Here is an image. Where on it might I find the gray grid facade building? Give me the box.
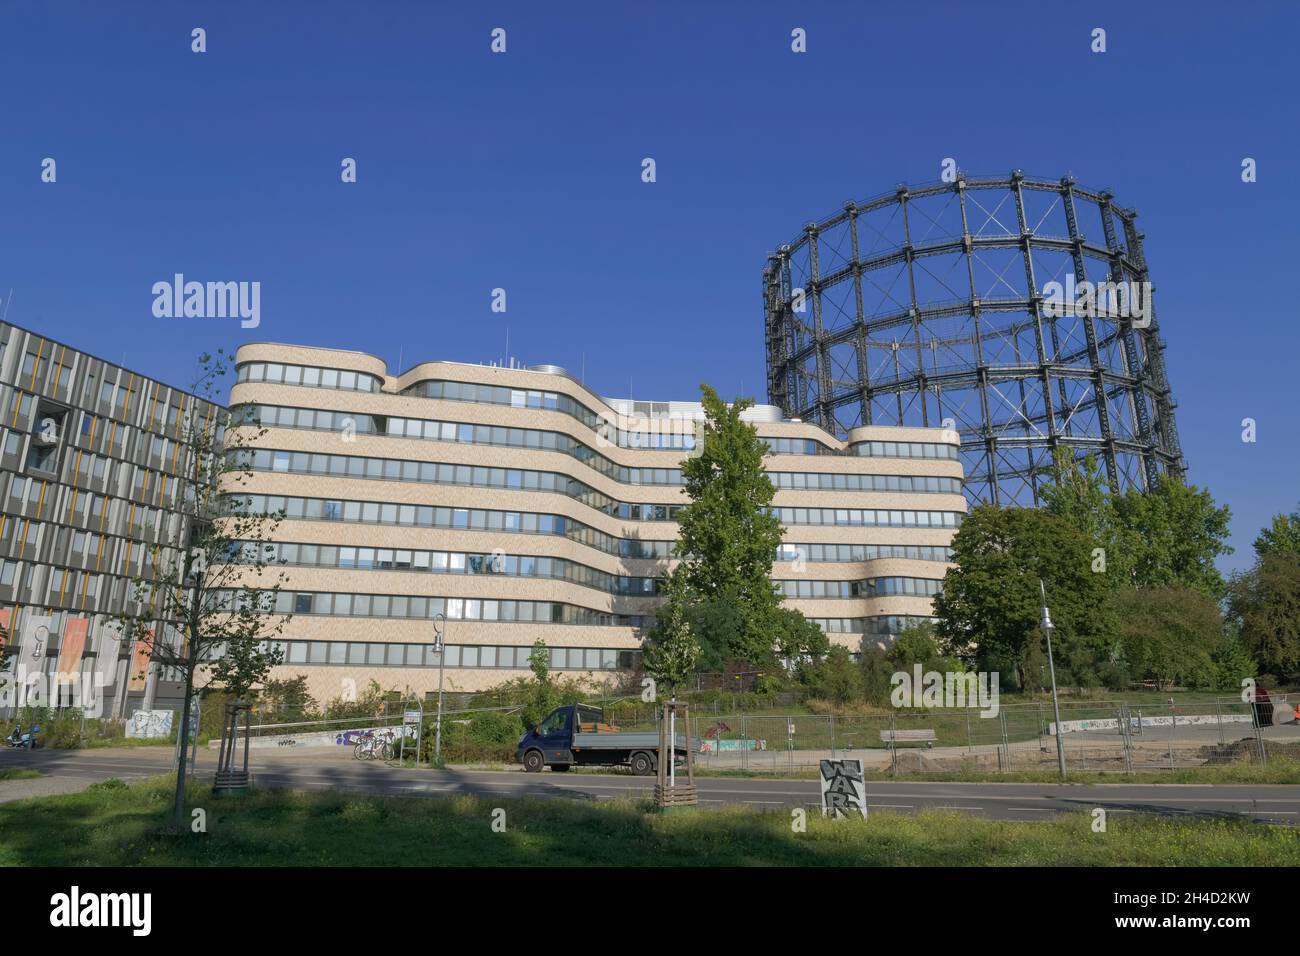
[0,321,221,718]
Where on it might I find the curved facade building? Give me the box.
[229,342,966,701]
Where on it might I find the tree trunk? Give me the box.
[173,672,195,830]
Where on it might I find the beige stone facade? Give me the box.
[229,343,966,705]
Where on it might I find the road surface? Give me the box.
[3,745,1298,824]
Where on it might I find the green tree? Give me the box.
[1113,477,1232,598]
[520,638,562,729]
[1254,505,1300,560]
[648,385,833,677]
[1113,586,1224,690]
[933,505,1117,689]
[803,645,863,706]
[772,607,830,675]
[1039,449,1136,587]
[528,638,550,683]
[858,647,895,706]
[1229,553,1300,679]
[642,580,702,697]
[258,676,318,723]
[116,351,291,829]
[1211,637,1258,693]
[888,620,964,674]
[651,385,792,668]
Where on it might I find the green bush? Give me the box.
[42,713,86,749]
[419,710,523,763]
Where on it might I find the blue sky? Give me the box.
[1,0,1296,573]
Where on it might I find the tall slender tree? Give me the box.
[116,351,291,829]
[646,385,825,671]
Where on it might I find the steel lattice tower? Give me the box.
[763,171,1185,505]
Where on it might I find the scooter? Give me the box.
[4,724,40,749]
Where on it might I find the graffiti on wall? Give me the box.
[126,709,174,739]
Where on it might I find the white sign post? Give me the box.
[819,758,868,819]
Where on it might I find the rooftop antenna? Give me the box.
[505,326,510,368]
[1,289,12,324]
[397,345,404,374]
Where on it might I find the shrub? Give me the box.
[419,709,523,763]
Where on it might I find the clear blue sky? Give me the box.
[2,0,1296,574]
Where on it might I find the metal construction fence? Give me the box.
[648,697,1299,775]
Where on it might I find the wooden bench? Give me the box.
[880,729,937,749]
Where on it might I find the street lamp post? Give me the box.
[1039,579,1067,780]
[433,612,446,764]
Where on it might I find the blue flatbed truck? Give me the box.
[516,703,696,775]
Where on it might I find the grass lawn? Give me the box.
[82,736,181,749]
[0,768,43,782]
[0,775,1295,866]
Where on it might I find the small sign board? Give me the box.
[819,758,867,819]
[403,710,422,724]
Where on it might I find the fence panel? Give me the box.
[683,696,1293,776]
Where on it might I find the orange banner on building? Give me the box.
[0,608,10,649]
[56,618,89,683]
[127,631,153,691]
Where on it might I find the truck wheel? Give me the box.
[629,751,655,776]
[523,749,545,773]
[550,764,571,772]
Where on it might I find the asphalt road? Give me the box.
[4,745,1299,824]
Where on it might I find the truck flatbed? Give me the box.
[572,731,697,751]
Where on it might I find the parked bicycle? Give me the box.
[352,728,397,761]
